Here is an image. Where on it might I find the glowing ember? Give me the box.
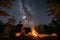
[38,34,49,38]
[51,33,57,37]
[15,32,21,37]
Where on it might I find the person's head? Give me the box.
[19,20,22,24]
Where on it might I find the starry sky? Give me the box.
[0,0,52,26]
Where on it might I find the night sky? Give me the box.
[0,0,52,26]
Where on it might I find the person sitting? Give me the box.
[9,21,25,40]
[15,21,25,37]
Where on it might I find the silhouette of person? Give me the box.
[9,21,25,40]
[15,21,25,40]
[16,21,25,34]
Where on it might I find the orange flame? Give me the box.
[31,28,38,36]
[29,22,38,36]
[29,22,57,37]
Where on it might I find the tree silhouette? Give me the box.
[47,0,60,20]
[0,0,16,16]
[0,11,10,16]
[47,0,60,38]
[0,0,16,34]
[35,24,45,34]
[0,20,3,34]
[48,19,57,33]
[0,0,16,9]
[3,16,16,35]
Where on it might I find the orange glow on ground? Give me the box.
[15,22,57,38]
[28,32,57,38]
[29,22,57,38]
[15,32,21,37]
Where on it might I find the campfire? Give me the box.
[15,22,57,38]
[28,27,57,38]
[28,27,38,37]
[28,22,38,37]
[28,22,57,38]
